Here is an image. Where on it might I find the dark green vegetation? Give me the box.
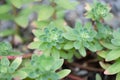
[0,0,120,80]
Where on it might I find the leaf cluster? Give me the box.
[85,2,112,21]
[2,1,120,80]
[0,57,24,80]
[0,42,21,56]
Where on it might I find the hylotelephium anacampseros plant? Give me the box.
[63,21,103,57]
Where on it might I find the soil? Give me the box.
[62,54,116,80]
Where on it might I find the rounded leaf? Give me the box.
[57,69,71,79]
[104,59,120,75]
[106,49,120,61]
[9,57,22,73]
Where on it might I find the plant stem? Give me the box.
[11,5,20,46]
[65,61,104,72]
[51,1,57,20]
[92,20,97,31]
[12,5,20,33]
[0,53,32,60]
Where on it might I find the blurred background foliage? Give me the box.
[1,0,120,52]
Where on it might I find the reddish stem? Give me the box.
[0,53,33,60]
[66,74,87,80]
[66,62,104,72]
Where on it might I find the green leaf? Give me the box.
[106,49,120,61]
[67,50,74,59]
[113,29,120,40]
[32,29,43,38]
[0,29,16,37]
[43,49,51,56]
[1,57,10,66]
[57,69,71,79]
[111,39,120,46]
[13,70,28,79]
[0,42,12,52]
[100,41,118,49]
[99,61,110,69]
[0,13,13,20]
[104,13,113,21]
[97,51,109,58]
[56,10,65,19]
[15,15,29,28]
[64,26,72,32]
[39,43,50,50]
[60,51,68,59]
[28,71,39,78]
[75,21,82,29]
[21,0,35,3]
[10,0,22,8]
[35,21,49,28]
[64,41,74,50]
[96,22,112,39]
[85,41,103,52]
[55,0,78,9]
[51,48,60,59]
[74,41,82,49]
[0,66,7,73]
[38,5,54,21]
[63,32,77,41]
[85,2,111,20]
[39,56,54,71]
[10,0,34,8]
[104,59,120,75]
[116,72,120,80]
[0,5,11,14]
[39,72,59,80]
[96,74,102,80]
[53,19,66,30]
[31,54,39,66]
[9,57,22,73]
[28,41,41,49]
[74,51,81,58]
[51,59,64,71]
[78,46,86,57]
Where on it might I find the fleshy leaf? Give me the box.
[13,70,28,79]
[74,41,82,49]
[116,72,120,80]
[1,57,10,66]
[97,51,109,58]
[10,0,22,8]
[38,5,54,21]
[99,61,110,69]
[111,39,120,46]
[9,57,22,73]
[28,41,41,49]
[57,69,71,79]
[0,42,12,53]
[51,48,60,59]
[64,41,74,50]
[0,29,16,37]
[78,46,86,57]
[104,59,120,75]
[100,41,118,49]
[51,59,64,71]
[63,32,77,41]
[106,49,120,61]
[0,5,11,14]
[15,15,29,28]
[96,74,102,80]
[55,0,78,9]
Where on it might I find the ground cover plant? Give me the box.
[0,0,120,80]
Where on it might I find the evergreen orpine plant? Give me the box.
[1,1,120,80]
